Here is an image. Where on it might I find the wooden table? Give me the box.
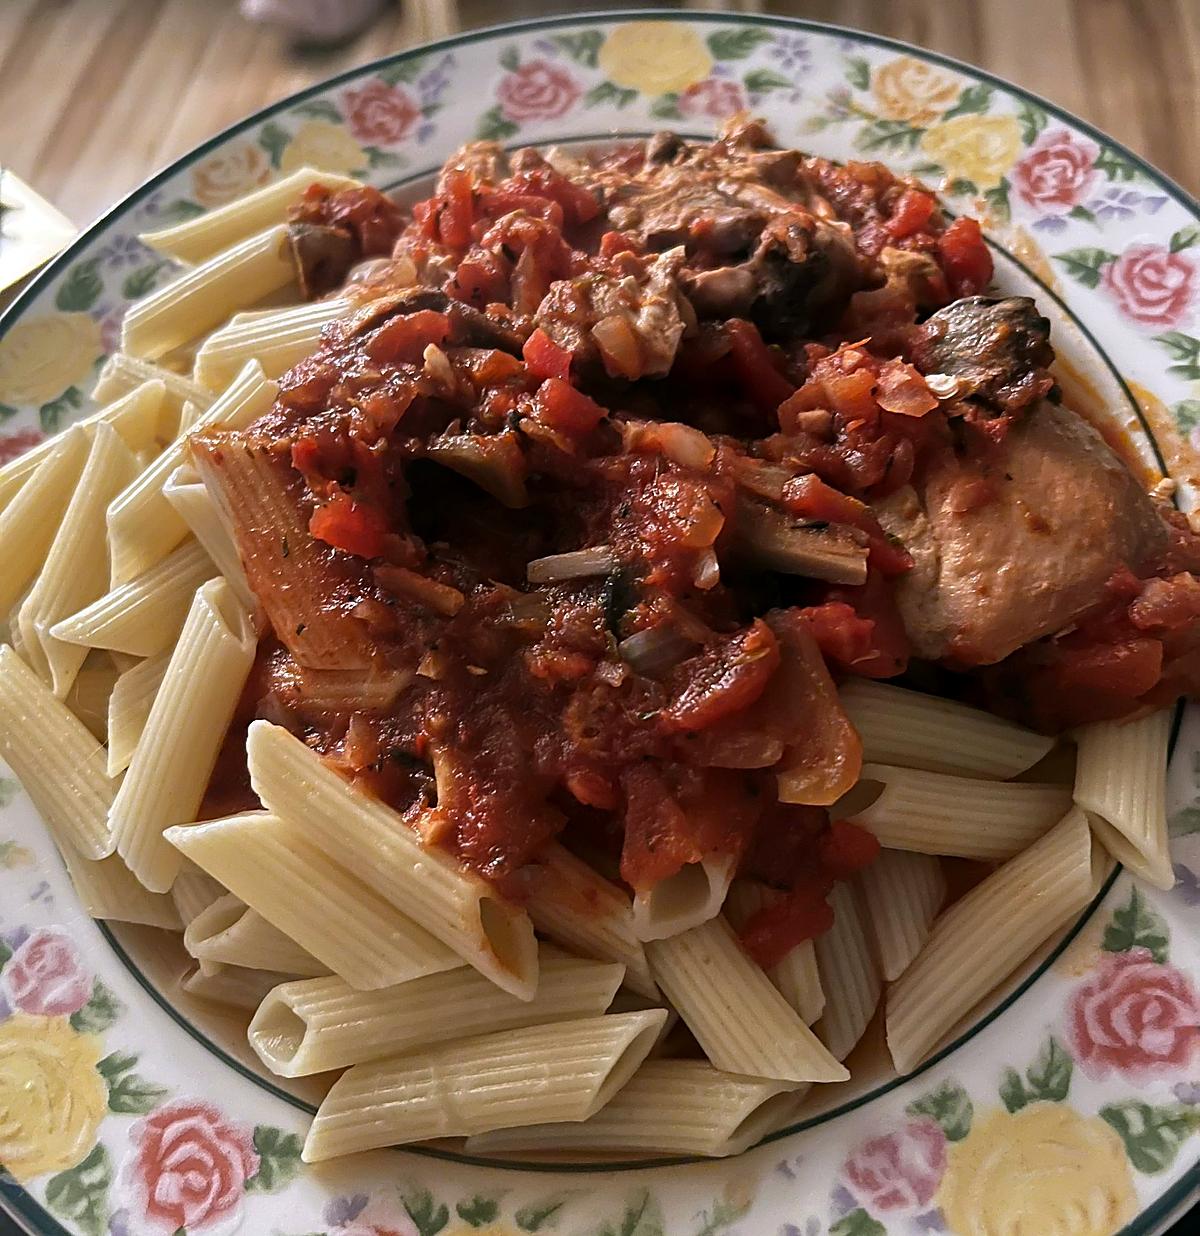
[1,0,1196,228]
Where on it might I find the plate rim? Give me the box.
[1,9,1197,1234]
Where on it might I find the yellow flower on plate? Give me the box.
[920,114,1022,190]
[872,56,961,124]
[0,1014,107,1181]
[280,120,367,177]
[191,141,272,208]
[0,311,101,407]
[939,1103,1137,1236]
[599,22,713,96]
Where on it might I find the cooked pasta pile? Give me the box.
[0,120,1189,1162]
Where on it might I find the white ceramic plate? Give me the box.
[1,13,1199,1236]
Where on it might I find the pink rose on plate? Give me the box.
[121,1099,259,1235]
[1068,947,1200,1080]
[342,79,420,145]
[1103,242,1198,329]
[1012,128,1099,211]
[2,927,92,1016]
[678,77,749,121]
[843,1116,947,1215]
[497,59,581,122]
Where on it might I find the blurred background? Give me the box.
[0,0,1196,230]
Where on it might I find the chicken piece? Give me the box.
[873,401,1168,666]
[912,295,1055,415]
[533,248,691,380]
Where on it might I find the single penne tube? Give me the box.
[246,721,539,1000]
[58,846,181,930]
[302,1010,667,1161]
[91,353,213,427]
[839,763,1072,860]
[184,893,327,976]
[520,843,656,999]
[723,880,824,1024]
[63,654,122,741]
[0,645,114,859]
[139,167,360,263]
[164,813,462,990]
[18,424,137,696]
[170,865,227,928]
[162,464,252,608]
[180,963,299,1012]
[0,428,89,616]
[838,679,1054,778]
[1074,710,1173,889]
[0,379,166,513]
[107,361,277,583]
[106,651,169,776]
[50,538,216,658]
[813,882,882,1062]
[111,578,256,891]
[631,853,735,942]
[193,298,352,391]
[855,849,946,982]
[465,1060,802,1158]
[646,915,847,1083]
[121,226,296,360]
[249,952,625,1077]
[886,805,1094,1074]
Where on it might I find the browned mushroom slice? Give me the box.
[733,498,869,585]
[426,432,529,508]
[526,546,618,585]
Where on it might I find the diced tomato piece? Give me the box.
[938,216,993,297]
[1054,638,1164,700]
[886,189,938,239]
[449,248,510,308]
[619,764,700,889]
[810,571,910,678]
[797,602,878,670]
[481,190,564,228]
[725,319,795,416]
[309,491,389,558]
[523,328,573,382]
[875,359,938,417]
[531,377,606,434]
[513,167,601,225]
[1130,573,1200,632]
[365,310,450,364]
[661,620,781,733]
[821,819,880,878]
[599,230,642,259]
[435,168,475,248]
[739,875,836,969]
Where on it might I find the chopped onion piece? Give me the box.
[618,626,698,676]
[527,545,618,584]
[693,547,721,590]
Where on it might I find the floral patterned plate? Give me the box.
[2,12,1199,1236]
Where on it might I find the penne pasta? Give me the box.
[646,915,848,1083]
[164,812,462,990]
[249,952,624,1077]
[302,1010,667,1160]
[107,361,278,584]
[886,806,1094,1074]
[184,893,327,976]
[0,428,89,616]
[106,652,169,777]
[18,424,137,696]
[0,644,114,859]
[193,299,352,391]
[839,679,1054,778]
[62,653,122,742]
[1074,710,1173,889]
[170,865,227,928]
[466,1060,803,1158]
[58,846,181,930]
[813,882,882,1062]
[631,854,735,942]
[50,538,217,658]
[856,849,946,982]
[181,963,299,1012]
[840,763,1072,860]
[91,353,213,427]
[111,578,256,891]
[519,843,656,999]
[723,880,824,1024]
[121,226,296,360]
[162,464,253,607]
[246,721,539,1000]
[0,380,166,514]
[140,167,360,264]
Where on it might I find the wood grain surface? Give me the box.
[0,0,1196,227]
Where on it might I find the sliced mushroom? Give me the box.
[733,497,869,585]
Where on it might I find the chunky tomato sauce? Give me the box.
[195,118,1200,962]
